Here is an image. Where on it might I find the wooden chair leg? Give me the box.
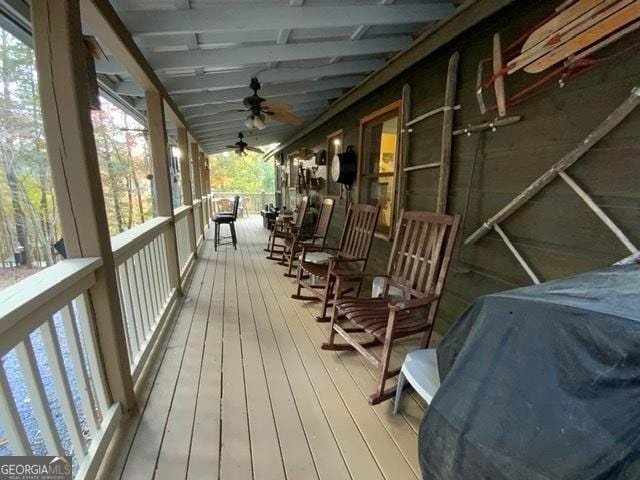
[419,301,439,349]
[316,277,334,322]
[230,222,237,250]
[370,311,398,405]
[293,262,304,298]
[323,301,340,348]
[285,247,296,277]
[214,222,219,251]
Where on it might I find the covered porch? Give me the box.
[110,216,429,480]
[0,0,639,478]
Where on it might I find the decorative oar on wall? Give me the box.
[464,86,640,284]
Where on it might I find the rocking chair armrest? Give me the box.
[389,295,438,312]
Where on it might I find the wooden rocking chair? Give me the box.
[266,196,309,260]
[322,210,461,405]
[279,198,336,277]
[292,203,380,322]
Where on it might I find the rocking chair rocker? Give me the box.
[322,210,461,405]
[292,203,380,322]
[266,196,309,260]
[279,197,335,277]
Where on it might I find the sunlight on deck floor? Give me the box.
[111,215,428,480]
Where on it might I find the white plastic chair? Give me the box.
[393,349,440,414]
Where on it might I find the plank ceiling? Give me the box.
[101,0,457,153]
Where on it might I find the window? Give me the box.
[358,101,401,239]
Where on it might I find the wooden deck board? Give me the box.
[117,216,425,480]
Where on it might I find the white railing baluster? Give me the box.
[133,251,151,338]
[126,258,145,347]
[60,304,99,435]
[116,264,136,360]
[75,294,110,418]
[0,364,32,455]
[142,245,159,323]
[147,242,162,320]
[14,338,63,455]
[40,318,87,456]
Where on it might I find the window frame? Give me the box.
[357,100,402,241]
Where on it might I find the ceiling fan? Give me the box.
[226,132,264,156]
[220,77,303,130]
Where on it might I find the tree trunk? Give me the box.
[97,114,124,233]
[0,30,30,266]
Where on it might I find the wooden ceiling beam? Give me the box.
[117,4,455,36]
[96,37,411,73]
[114,60,384,96]
[269,0,516,158]
[171,75,364,108]
[181,92,339,119]
[79,0,202,148]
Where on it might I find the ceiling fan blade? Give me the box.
[225,145,236,149]
[261,99,293,112]
[245,145,264,154]
[270,110,304,125]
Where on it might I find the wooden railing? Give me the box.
[0,207,203,477]
[211,192,276,214]
[111,217,179,383]
[0,259,120,478]
[193,199,203,246]
[174,205,193,277]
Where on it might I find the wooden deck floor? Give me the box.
[111,215,430,480]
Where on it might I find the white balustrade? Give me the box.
[0,259,120,478]
[111,216,177,382]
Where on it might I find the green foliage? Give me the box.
[209,149,275,193]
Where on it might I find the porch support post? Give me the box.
[178,127,197,256]
[199,151,209,227]
[145,90,182,296]
[191,142,204,239]
[31,0,136,413]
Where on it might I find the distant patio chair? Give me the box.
[279,197,335,277]
[266,196,309,260]
[322,210,460,405]
[213,195,240,251]
[238,197,251,218]
[292,203,380,322]
[215,198,233,215]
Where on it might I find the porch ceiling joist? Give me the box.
[188,104,326,129]
[79,0,199,144]
[114,59,385,96]
[181,93,340,119]
[116,4,455,36]
[171,75,364,109]
[96,37,411,74]
[268,0,516,158]
[199,125,296,141]
[192,120,313,139]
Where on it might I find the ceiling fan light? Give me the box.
[254,113,266,130]
[244,114,254,129]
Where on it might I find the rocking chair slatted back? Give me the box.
[338,203,380,262]
[294,196,310,230]
[313,198,335,243]
[387,211,460,299]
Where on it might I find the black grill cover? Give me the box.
[420,264,640,480]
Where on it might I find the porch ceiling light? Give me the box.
[244,113,267,130]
